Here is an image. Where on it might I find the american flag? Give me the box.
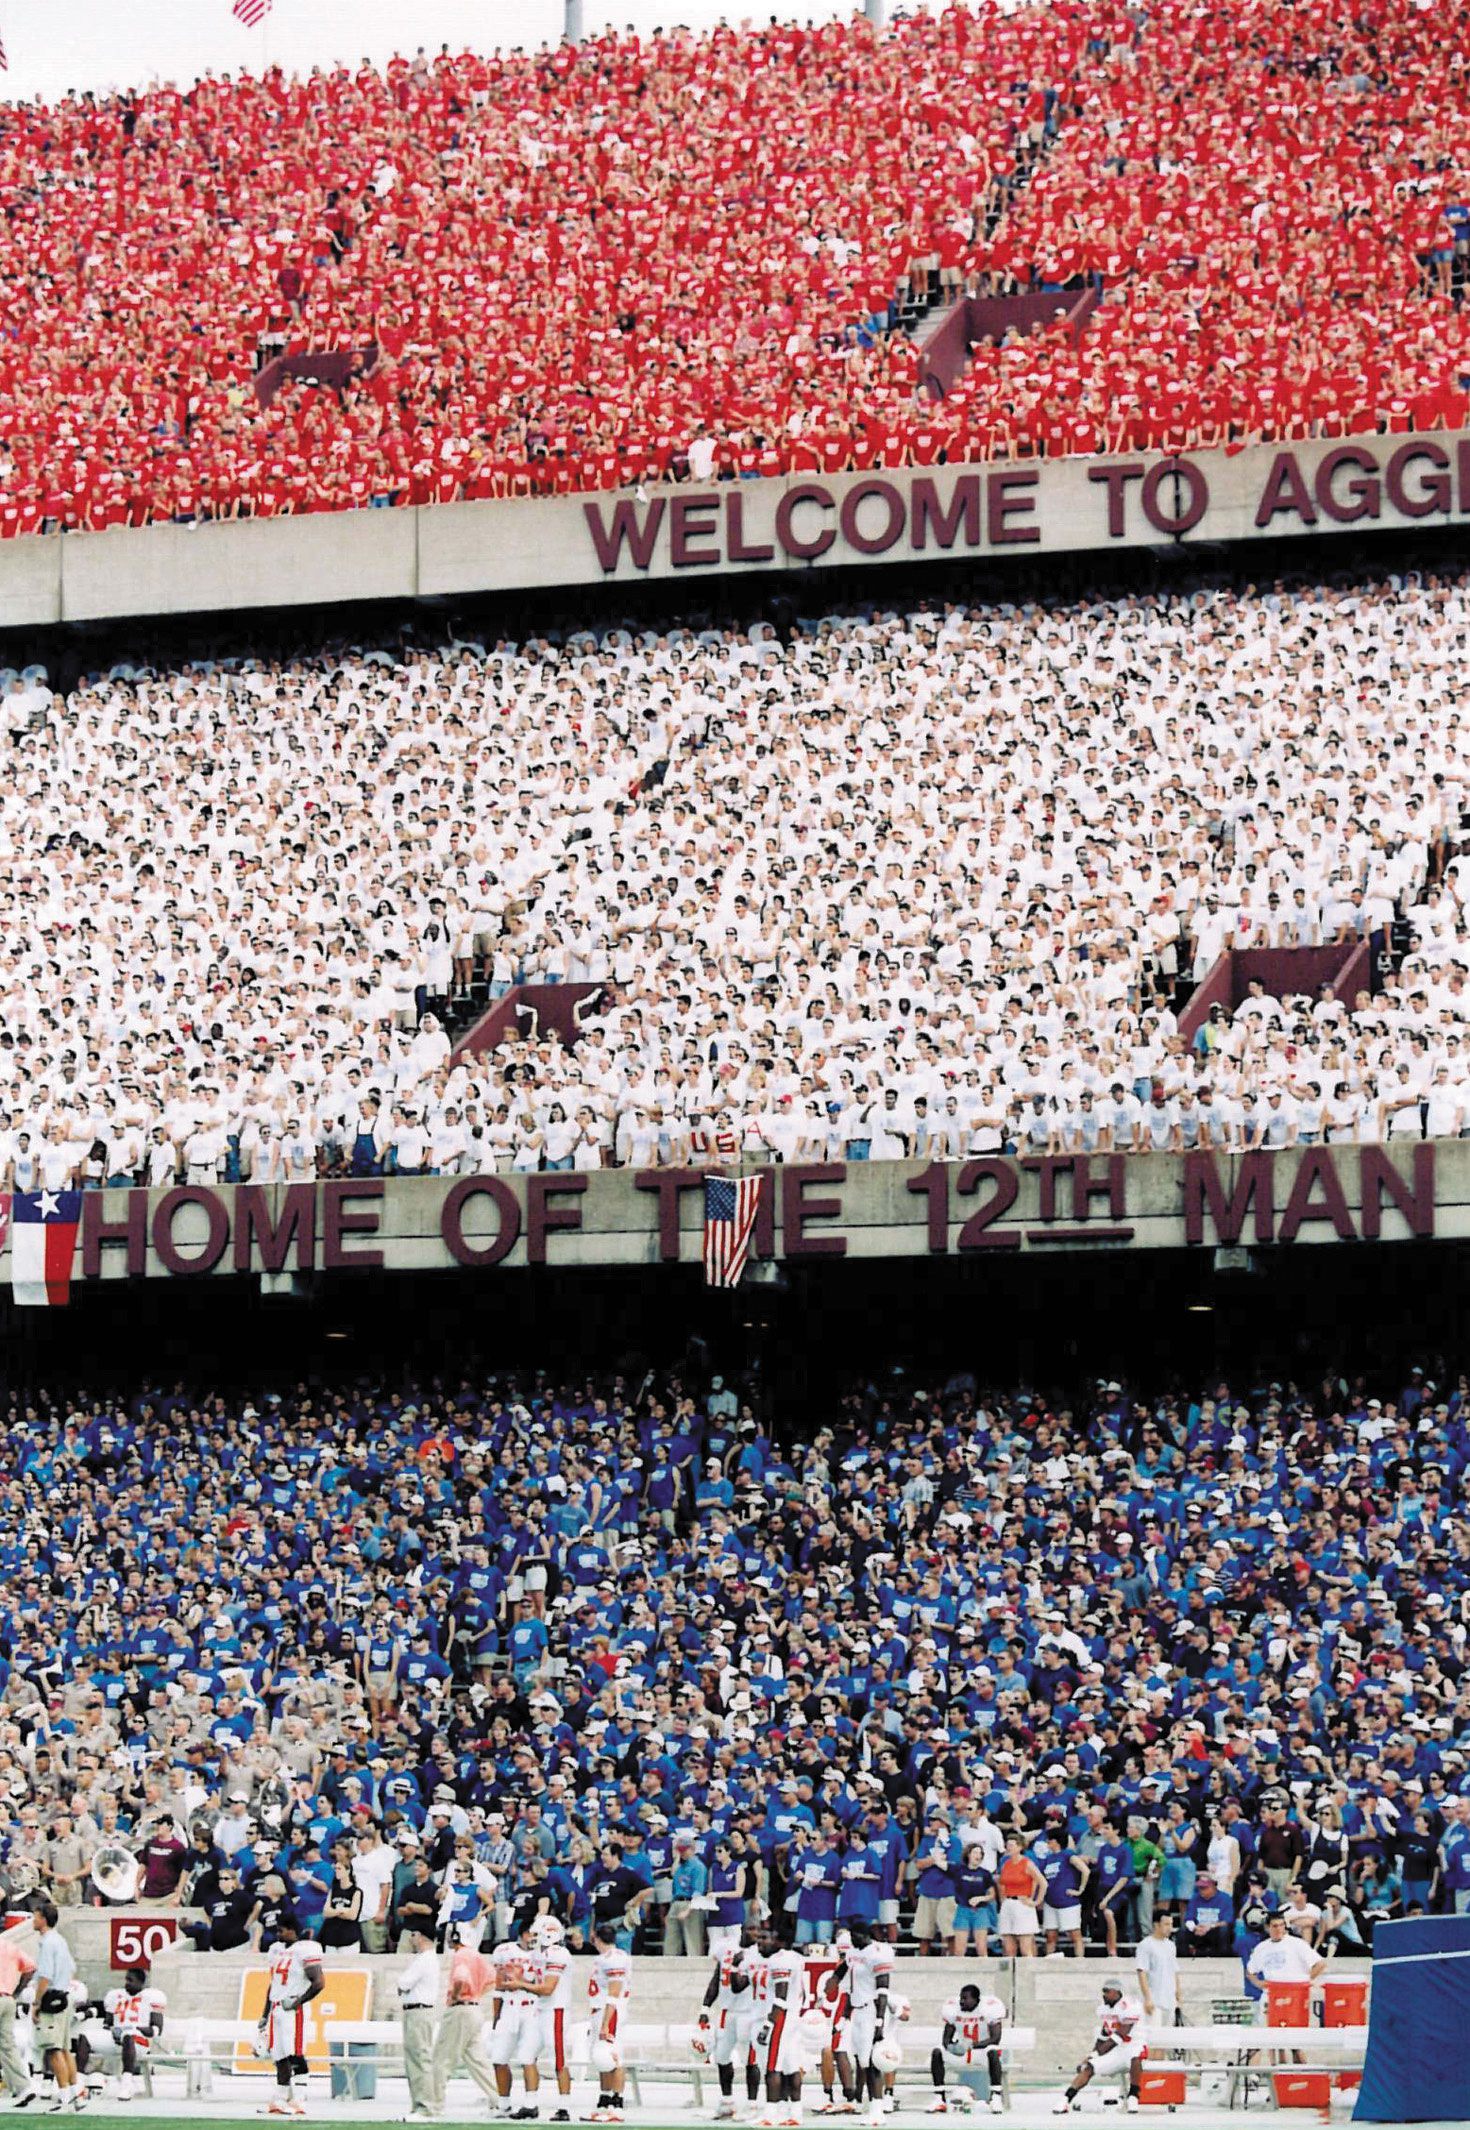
[232,0,272,25]
[703,1173,762,1289]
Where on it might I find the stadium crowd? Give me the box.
[3,565,1470,1184]
[0,0,1467,531]
[0,1362,1462,1967]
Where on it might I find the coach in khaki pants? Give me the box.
[430,1932,499,2115]
[0,1930,36,2100]
[396,1929,441,2120]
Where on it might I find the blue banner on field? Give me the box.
[1354,1915,1470,2121]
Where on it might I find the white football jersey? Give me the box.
[765,1946,804,2004]
[943,1994,1004,2047]
[1099,1993,1144,2039]
[500,1946,539,2008]
[268,1939,322,2006]
[538,1942,574,2011]
[104,1986,165,2037]
[846,1941,890,2011]
[589,1944,631,2008]
[713,1945,746,2010]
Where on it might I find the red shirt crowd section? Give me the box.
[937,0,1470,458]
[0,0,1465,533]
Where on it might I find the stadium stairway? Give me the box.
[1175,940,1374,1045]
[447,980,613,1057]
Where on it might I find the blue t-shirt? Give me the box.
[1096,1840,1135,1896]
[835,1843,884,1921]
[795,1848,842,1921]
[916,1834,960,1899]
[1187,1887,1235,1933]
[1041,1848,1084,1906]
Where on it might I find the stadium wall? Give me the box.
[0,432,1466,626]
[42,1139,1453,1284]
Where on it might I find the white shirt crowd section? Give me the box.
[6,568,1470,1186]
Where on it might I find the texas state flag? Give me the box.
[10,1189,81,1307]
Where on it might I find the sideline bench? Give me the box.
[147,2015,1041,2109]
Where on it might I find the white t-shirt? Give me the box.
[1247,1933,1319,1986]
[1135,1935,1179,2016]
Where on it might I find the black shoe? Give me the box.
[552,2113,571,2122]
[512,2112,539,2122]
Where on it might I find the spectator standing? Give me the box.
[1441,1802,1470,1918]
[1256,1808,1304,1899]
[911,1815,960,1956]
[1246,1912,1325,1992]
[997,1836,1045,1959]
[320,1859,364,1952]
[1094,1820,1136,1958]
[665,1836,709,1959]
[354,1826,396,1954]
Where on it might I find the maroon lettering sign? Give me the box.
[726,491,774,564]
[1141,459,1208,536]
[1088,459,1209,539]
[233,1183,315,1273]
[582,442,1470,577]
[774,482,836,560]
[110,1917,178,1971]
[152,1187,230,1277]
[56,1144,1449,1283]
[1256,441,1460,532]
[908,1154,1133,1251]
[1315,444,1381,525]
[584,468,1040,572]
[987,467,1039,545]
[82,1189,148,1279]
[782,1163,848,1257]
[526,1174,587,1264]
[839,479,906,556]
[440,1176,521,1267]
[910,474,981,551]
[322,1181,385,1270]
[633,1168,705,1262]
[1182,1144,1435,1246]
[668,493,721,568]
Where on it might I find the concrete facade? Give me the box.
[0,431,1466,628]
[42,1138,1459,1287]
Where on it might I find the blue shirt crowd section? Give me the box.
[2,1363,1470,1953]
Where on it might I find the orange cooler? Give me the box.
[1266,1981,1313,2027]
[1322,1978,1368,2027]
